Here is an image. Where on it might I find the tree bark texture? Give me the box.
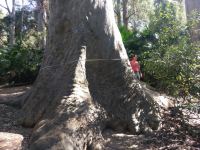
[21,0,160,149]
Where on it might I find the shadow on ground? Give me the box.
[0,85,199,150]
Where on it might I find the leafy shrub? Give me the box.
[119,26,153,58]
[0,43,42,84]
[120,1,200,99]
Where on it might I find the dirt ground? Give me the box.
[0,86,31,150]
[0,85,199,150]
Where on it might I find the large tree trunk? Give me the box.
[21,0,160,149]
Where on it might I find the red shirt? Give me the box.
[130,59,140,72]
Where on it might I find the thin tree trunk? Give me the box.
[20,0,24,42]
[116,0,122,27]
[9,0,15,47]
[123,0,129,28]
[20,0,160,149]
[36,0,46,49]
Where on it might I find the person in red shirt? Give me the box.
[130,54,141,80]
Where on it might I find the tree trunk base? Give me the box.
[20,0,161,149]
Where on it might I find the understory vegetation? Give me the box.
[0,1,199,99]
[120,2,200,100]
[0,44,42,84]
[0,6,43,84]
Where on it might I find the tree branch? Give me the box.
[0,4,9,12]
[126,12,135,20]
[4,0,11,14]
[114,9,119,15]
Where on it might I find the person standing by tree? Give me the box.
[130,54,141,80]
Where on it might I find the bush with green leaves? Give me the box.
[120,1,200,99]
[0,8,43,85]
[119,26,154,58]
[0,43,42,84]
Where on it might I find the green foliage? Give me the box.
[120,1,200,99]
[119,26,153,58]
[0,7,44,84]
[119,26,135,57]
[15,9,37,41]
[142,1,200,98]
[0,43,42,84]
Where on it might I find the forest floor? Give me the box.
[0,85,199,150]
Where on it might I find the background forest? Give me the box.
[0,0,199,100]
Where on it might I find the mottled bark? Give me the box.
[21,0,160,149]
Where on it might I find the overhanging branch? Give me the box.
[0,4,9,12]
[5,0,11,14]
[126,12,135,19]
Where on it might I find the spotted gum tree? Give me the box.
[20,0,160,149]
